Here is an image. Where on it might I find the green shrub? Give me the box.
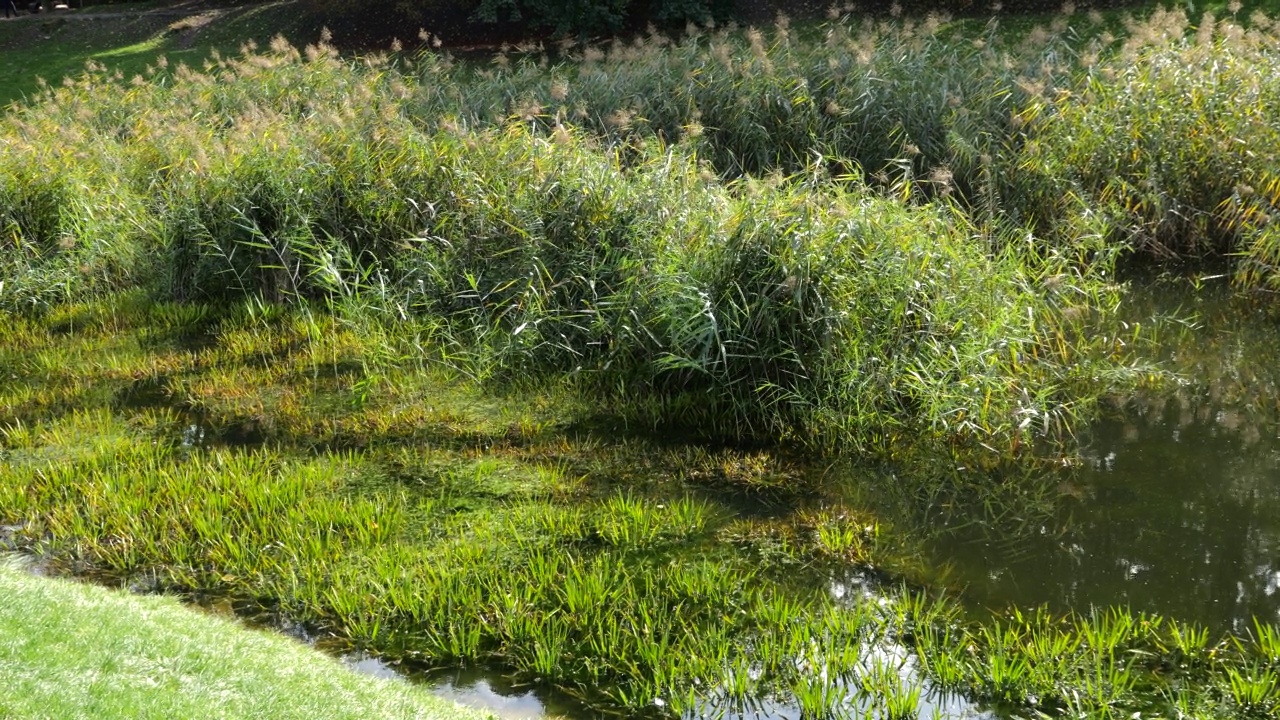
[0,84,154,310]
[407,15,1068,209]
[473,0,730,35]
[301,0,730,41]
[474,0,633,34]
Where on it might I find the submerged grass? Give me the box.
[0,304,904,715]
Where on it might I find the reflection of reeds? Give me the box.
[1106,280,1280,455]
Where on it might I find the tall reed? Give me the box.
[0,34,1140,452]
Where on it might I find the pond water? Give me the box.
[186,279,1280,719]
[13,279,1280,719]
[342,639,990,720]
[924,280,1280,635]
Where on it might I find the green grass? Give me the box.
[0,558,494,720]
[0,294,921,715]
[6,4,1280,718]
[0,1,319,107]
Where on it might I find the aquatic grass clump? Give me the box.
[0,364,1012,717]
[1017,9,1280,279]
[592,494,716,548]
[904,602,1280,719]
[294,531,901,716]
[0,413,402,587]
[0,406,895,717]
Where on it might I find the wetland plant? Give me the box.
[6,7,1280,720]
[1,297,1279,718]
[0,32,1145,452]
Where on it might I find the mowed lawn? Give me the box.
[0,559,494,720]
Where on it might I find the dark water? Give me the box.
[926,280,1280,635]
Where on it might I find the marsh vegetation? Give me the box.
[3,3,1280,718]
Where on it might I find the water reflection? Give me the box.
[241,575,992,720]
[827,569,993,720]
[431,678,551,720]
[421,666,585,720]
[192,595,584,719]
[927,280,1280,634]
[412,644,989,720]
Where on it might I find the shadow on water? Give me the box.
[914,279,1280,635]
[113,376,267,448]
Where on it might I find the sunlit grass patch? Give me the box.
[93,35,168,60]
[0,1,318,106]
[0,559,494,720]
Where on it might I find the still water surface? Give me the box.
[925,280,1280,635]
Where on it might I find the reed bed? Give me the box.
[1018,7,1280,279]
[409,11,1065,202]
[7,6,1276,458]
[0,28,1147,453]
[408,6,1280,285]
